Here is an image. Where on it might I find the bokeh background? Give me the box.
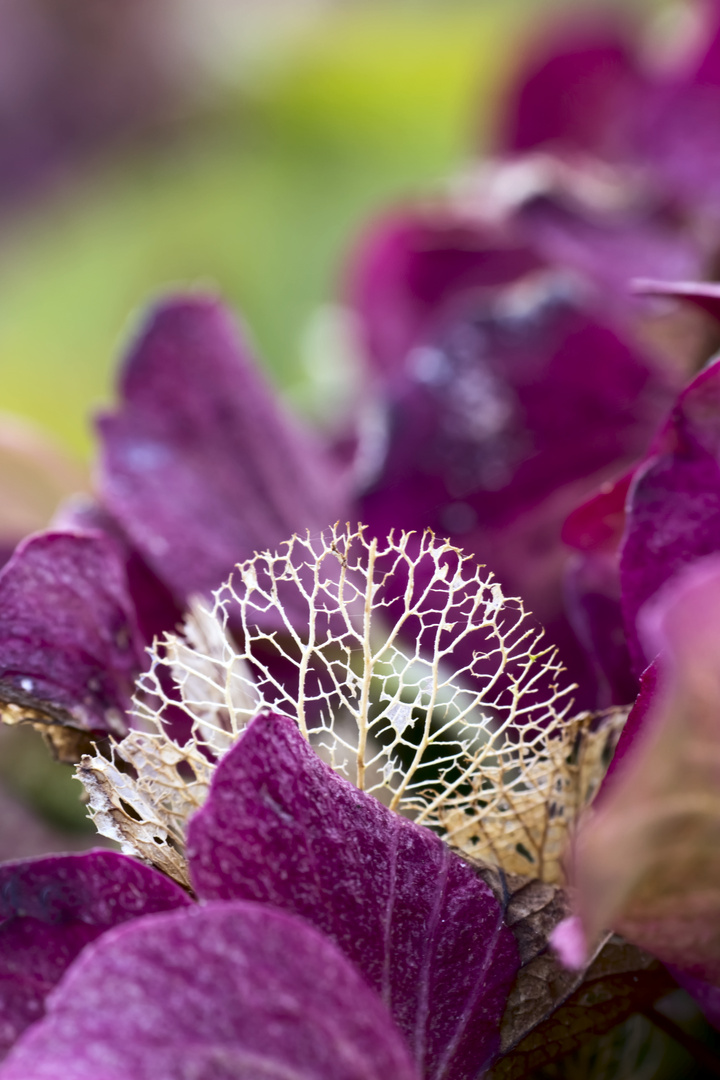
[0,0,661,456]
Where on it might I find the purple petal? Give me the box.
[639,12,720,212]
[517,194,701,309]
[496,13,644,158]
[597,661,659,797]
[349,213,544,376]
[362,294,670,534]
[562,471,632,553]
[669,969,720,1030]
[620,356,720,672]
[359,279,672,706]
[633,278,720,325]
[568,555,720,983]
[0,901,420,1080]
[97,296,349,607]
[0,850,189,1059]
[54,497,183,649]
[0,530,145,748]
[549,916,588,971]
[564,549,637,707]
[187,713,519,1080]
[562,473,637,706]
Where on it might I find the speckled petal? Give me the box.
[569,556,720,984]
[97,295,349,607]
[187,712,519,1080]
[0,850,189,1060]
[0,530,145,742]
[0,901,420,1080]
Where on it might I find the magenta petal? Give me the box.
[568,555,720,982]
[632,279,720,326]
[497,14,644,158]
[564,549,637,707]
[0,850,189,1059]
[620,357,720,672]
[54,497,183,649]
[97,296,349,606]
[640,77,720,213]
[349,214,544,376]
[0,901,420,1080]
[0,530,145,739]
[562,472,637,706]
[359,285,671,706]
[362,297,670,536]
[187,713,519,1080]
[562,472,632,553]
[596,661,659,798]
[517,197,701,310]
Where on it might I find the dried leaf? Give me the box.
[475,867,674,1078]
[77,749,196,888]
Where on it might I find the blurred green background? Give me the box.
[0,0,661,459]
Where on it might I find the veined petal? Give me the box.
[97,295,349,608]
[187,712,520,1080]
[0,850,189,1060]
[0,900,419,1080]
[0,530,145,755]
[620,355,720,673]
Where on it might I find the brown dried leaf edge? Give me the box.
[478,865,675,1078]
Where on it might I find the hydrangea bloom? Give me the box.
[4,0,720,1072]
[0,519,684,1074]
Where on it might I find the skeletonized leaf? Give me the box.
[77,527,623,887]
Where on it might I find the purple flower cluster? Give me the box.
[4,1,720,1074]
[0,716,521,1079]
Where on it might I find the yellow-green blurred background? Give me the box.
[0,0,661,459]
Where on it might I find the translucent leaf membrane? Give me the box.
[78,527,624,888]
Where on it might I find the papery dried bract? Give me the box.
[79,527,621,887]
[78,600,257,888]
